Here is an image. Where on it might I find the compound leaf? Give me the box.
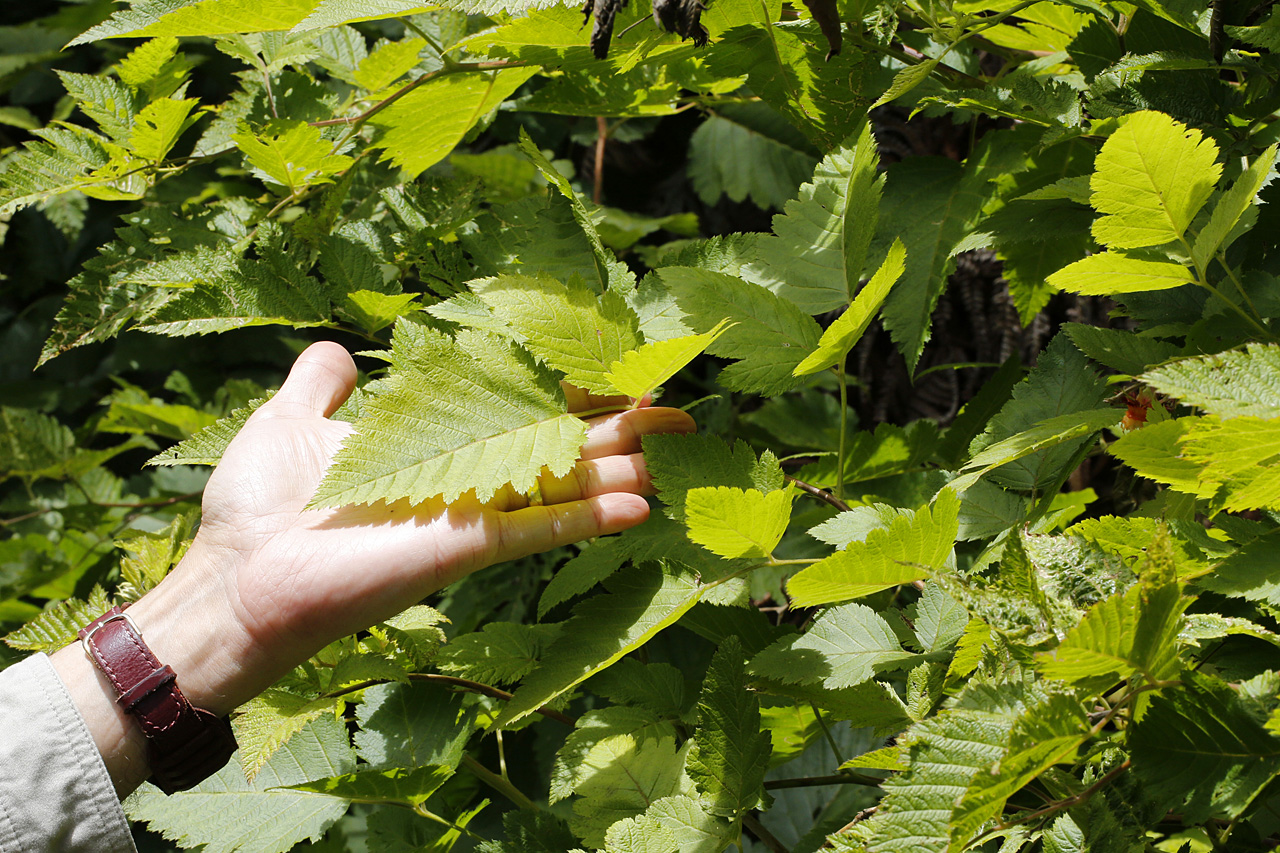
[1090,110,1221,250]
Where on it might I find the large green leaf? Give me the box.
[741,119,883,313]
[686,636,771,816]
[710,23,872,151]
[966,334,1108,492]
[860,686,1026,853]
[1036,580,1187,691]
[473,273,642,394]
[688,109,818,211]
[1141,344,1280,420]
[604,322,729,401]
[353,680,478,771]
[1047,251,1197,296]
[685,486,793,559]
[654,267,823,395]
[313,327,588,507]
[875,156,993,372]
[125,715,356,853]
[292,0,435,31]
[749,601,918,689]
[496,564,719,726]
[1180,416,1280,512]
[643,432,784,522]
[370,67,538,178]
[1131,674,1280,821]
[73,0,320,44]
[786,489,959,606]
[793,238,906,376]
[1090,110,1221,250]
[1191,144,1278,268]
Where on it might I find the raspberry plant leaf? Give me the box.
[313,327,589,507]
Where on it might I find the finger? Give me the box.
[579,407,696,460]
[495,493,649,563]
[562,383,632,414]
[257,341,357,420]
[537,453,653,506]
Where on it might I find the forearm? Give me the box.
[49,544,273,798]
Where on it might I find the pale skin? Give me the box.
[50,341,695,797]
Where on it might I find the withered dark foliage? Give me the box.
[584,0,708,59]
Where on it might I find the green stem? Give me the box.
[811,702,847,765]
[575,403,632,419]
[835,364,849,502]
[768,557,821,566]
[1215,251,1264,322]
[1200,279,1272,340]
[461,754,538,810]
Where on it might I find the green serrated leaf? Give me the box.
[72,0,319,45]
[750,602,918,689]
[685,486,793,559]
[371,67,537,178]
[437,622,561,686]
[1142,344,1280,420]
[474,273,642,394]
[552,706,679,803]
[497,564,712,727]
[654,267,823,395]
[233,120,353,194]
[787,489,959,606]
[643,432,784,522]
[1090,110,1221,250]
[1191,144,1278,268]
[965,334,1108,492]
[686,636,771,815]
[125,715,355,853]
[283,764,454,807]
[741,119,883,313]
[604,320,729,401]
[1047,251,1197,296]
[1036,578,1187,691]
[234,690,343,782]
[313,327,588,507]
[794,237,906,376]
[1131,673,1280,822]
[354,680,478,771]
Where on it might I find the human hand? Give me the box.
[53,341,695,793]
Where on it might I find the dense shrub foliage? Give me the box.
[3,0,1280,850]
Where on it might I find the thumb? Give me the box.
[261,341,357,419]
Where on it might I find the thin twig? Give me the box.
[593,116,608,204]
[0,509,45,527]
[743,813,790,853]
[972,760,1131,844]
[765,772,884,790]
[785,475,852,513]
[323,672,576,726]
[310,60,530,128]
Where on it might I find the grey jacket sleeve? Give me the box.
[0,652,137,853]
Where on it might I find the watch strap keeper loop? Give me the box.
[78,605,237,794]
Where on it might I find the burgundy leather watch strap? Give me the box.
[78,606,237,794]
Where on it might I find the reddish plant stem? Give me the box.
[785,474,852,513]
